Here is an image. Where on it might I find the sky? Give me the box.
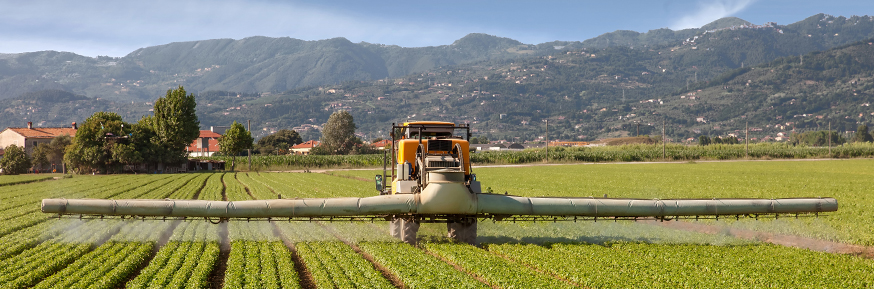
[1,0,872,57]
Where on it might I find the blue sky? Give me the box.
[0,0,871,57]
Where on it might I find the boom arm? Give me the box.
[42,195,836,219]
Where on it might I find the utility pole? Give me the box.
[662,118,666,160]
[247,120,252,171]
[636,122,640,137]
[745,121,749,158]
[545,119,549,163]
[828,121,832,155]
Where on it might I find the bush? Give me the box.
[0,145,32,175]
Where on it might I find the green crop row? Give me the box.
[489,242,874,288]
[357,242,488,289]
[167,173,211,199]
[198,172,225,201]
[236,172,279,199]
[128,221,219,289]
[224,173,253,201]
[0,220,125,289]
[296,241,394,289]
[33,220,170,289]
[423,242,575,289]
[0,174,55,187]
[224,221,300,289]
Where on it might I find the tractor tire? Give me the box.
[389,218,402,239]
[400,219,420,245]
[447,220,477,245]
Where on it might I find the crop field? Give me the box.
[0,159,872,288]
[204,142,874,170]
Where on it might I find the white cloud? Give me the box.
[0,0,476,57]
[670,0,756,30]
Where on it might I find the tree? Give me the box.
[698,135,711,146]
[789,130,846,146]
[64,112,131,173]
[256,129,303,155]
[0,145,31,175]
[852,125,874,143]
[32,135,72,172]
[317,110,360,155]
[152,86,200,165]
[111,143,143,173]
[218,121,253,171]
[31,143,51,170]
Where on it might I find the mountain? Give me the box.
[0,34,548,102]
[3,14,873,103]
[1,14,873,141]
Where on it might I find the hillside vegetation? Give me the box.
[1,14,873,142]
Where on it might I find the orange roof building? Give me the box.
[370,139,393,150]
[0,122,78,155]
[187,130,223,157]
[291,140,320,155]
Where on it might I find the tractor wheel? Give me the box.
[447,219,477,245]
[400,219,420,245]
[389,218,402,239]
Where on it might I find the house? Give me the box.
[371,139,393,150]
[470,144,506,152]
[292,140,320,155]
[0,122,77,155]
[187,130,222,157]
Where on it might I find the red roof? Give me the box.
[187,138,220,152]
[199,130,222,138]
[371,139,393,147]
[292,140,320,149]
[6,127,77,139]
[187,130,222,152]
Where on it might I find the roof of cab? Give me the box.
[403,121,456,126]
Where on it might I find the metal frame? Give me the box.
[50,212,827,223]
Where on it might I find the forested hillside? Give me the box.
[1,14,873,142]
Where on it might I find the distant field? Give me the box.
[0,161,871,288]
[204,142,874,170]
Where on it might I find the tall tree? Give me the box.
[256,129,303,155]
[218,121,253,171]
[64,112,130,173]
[317,110,360,155]
[0,144,31,175]
[852,125,874,143]
[152,86,200,165]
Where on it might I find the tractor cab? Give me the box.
[376,121,480,196]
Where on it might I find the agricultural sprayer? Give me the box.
[42,121,837,244]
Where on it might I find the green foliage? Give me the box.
[63,111,131,173]
[256,129,302,155]
[698,135,711,146]
[316,110,360,155]
[852,125,874,143]
[789,130,846,146]
[152,86,200,165]
[490,242,874,288]
[0,144,31,175]
[218,121,253,171]
[424,242,575,288]
[469,136,490,144]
